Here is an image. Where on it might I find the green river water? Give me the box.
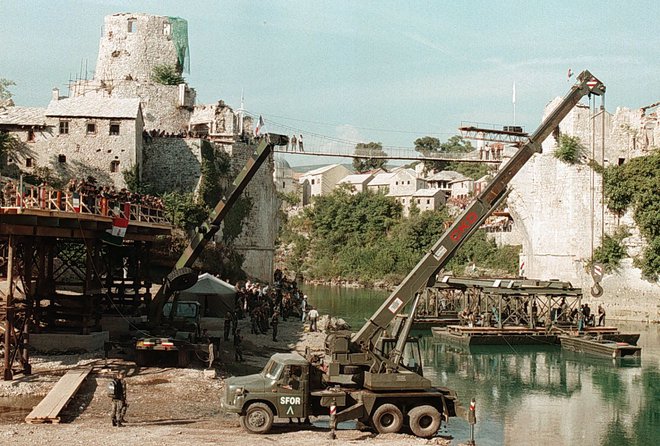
[304,284,660,446]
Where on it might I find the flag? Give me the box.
[254,115,265,136]
[102,217,129,246]
[72,192,81,212]
[567,68,573,81]
[512,82,516,104]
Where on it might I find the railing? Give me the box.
[2,185,170,225]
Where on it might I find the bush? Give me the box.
[591,227,629,273]
[554,135,585,164]
[151,64,185,85]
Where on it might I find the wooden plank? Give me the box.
[25,367,92,424]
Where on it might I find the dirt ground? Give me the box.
[0,316,460,446]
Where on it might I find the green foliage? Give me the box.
[352,142,387,173]
[279,187,519,284]
[151,64,185,85]
[161,192,209,231]
[591,227,629,272]
[0,78,15,102]
[554,134,585,164]
[415,135,487,178]
[603,150,660,279]
[222,196,253,244]
[446,230,521,275]
[0,131,13,168]
[278,190,301,207]
[121,164,152,194]
[199,141,230,207]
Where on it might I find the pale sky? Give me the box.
[1,1,658,165]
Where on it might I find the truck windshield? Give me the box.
[262,359,284,380]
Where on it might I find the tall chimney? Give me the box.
[51,88,60,101]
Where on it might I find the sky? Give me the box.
[1,0,659,166]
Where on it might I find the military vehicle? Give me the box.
[221,71,606,437]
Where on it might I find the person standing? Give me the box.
[308,306,319,332]
[224,311,232,342]
[298,134,304,152]
[234,328,244,362]
[271,311,279,342]
[110,371,127,427]
[301,295,308,322]
[598,304,606,326]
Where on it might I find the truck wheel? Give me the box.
[408,405,441,438]
[372,403,403,434]
[240,403,274,434]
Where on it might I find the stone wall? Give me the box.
[227,142,278,282]
[142,137,203,193]
[508,100,660,322]
[95,13,182,84]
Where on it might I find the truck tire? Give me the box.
[240,402,274,434]
[372,403,403,434]
[408,405,441,438]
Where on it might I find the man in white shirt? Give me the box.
[308,307,319,332]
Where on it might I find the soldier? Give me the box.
[234,328,244,362]
[224,311,232,341]
[110,371,128,427]
[271,310,279,342]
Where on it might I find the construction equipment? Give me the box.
[135,134,288,365]
[221,70,606,437]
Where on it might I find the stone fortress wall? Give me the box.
[75,13,276,281]
[508,99,660,322]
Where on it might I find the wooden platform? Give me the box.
[559,335,642,359]
[432,325,625,346]
[25,367,92,424]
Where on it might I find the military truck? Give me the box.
[222,71,606,438]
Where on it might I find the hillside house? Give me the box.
[337,172,376,194]
[299,164,351,204]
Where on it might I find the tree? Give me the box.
[415,135,487,178]
[352,142,387,173]
[151,64,185,85]
[0,78,15,107]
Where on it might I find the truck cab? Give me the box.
[222,353,316,433]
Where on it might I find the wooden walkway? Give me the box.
[25,367,92,424]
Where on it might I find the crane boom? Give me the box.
[147,133,288,325]
[351,70,605,351]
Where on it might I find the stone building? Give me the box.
[0,12,278,282]
[1,93,143,186]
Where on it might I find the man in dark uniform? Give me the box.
[224,311,232,341]
[271,311,279,342]
[234,328,244,362]
[111,371,127,427]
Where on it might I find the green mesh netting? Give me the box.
[168,17,190,73]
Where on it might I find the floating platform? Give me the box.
[559,335,641,359]
[414,314,461,329]
[25,367,92,424]
[432,325,630,347]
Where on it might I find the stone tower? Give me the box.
[95,13,188,83]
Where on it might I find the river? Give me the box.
[304,284,660,446]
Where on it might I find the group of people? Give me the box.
[283,134,304,152]
[218,270,318,361]
[142,128,203,143]
[1,177,165,219]
[65,177,164,214]
[479,143,504,160]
